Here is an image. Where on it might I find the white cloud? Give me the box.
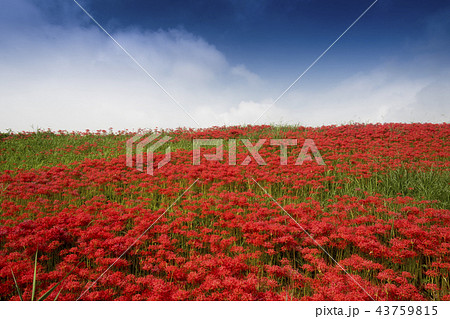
[384,79,450,123]
[0,6,268,131]
[252,69,449,126]
[231,65,261,85]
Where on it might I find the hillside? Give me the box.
[0,123,449,300]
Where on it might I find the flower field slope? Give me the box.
[0,123,449,300]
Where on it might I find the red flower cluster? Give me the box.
[0,123,449,300]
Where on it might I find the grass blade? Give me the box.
[53,287,63,301]
[38,260,82,301]
[31,250,38,301]
[10,269,23,301]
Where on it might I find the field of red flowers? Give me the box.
[0,123,449,301]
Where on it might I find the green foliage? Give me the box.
[351,167,449,209]
[0,131,128,170]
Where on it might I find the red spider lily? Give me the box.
[0,123,449,300]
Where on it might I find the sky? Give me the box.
[0,0,449,131]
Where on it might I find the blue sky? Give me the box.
[0,0,449,131]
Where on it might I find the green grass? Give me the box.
[356,167,449,209]
[0,131,128,171]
